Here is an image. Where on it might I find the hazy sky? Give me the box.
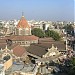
[0,0,74,21]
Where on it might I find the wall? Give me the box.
[4,58,12,70]
[0,64,5,75]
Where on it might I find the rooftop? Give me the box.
[13,45,27,57]
[17,16,30,29]
[6,62,37,75]
[0,35,38,41]
[26,38,66,57]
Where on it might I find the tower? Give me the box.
[15,13,31,35]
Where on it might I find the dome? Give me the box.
[17,16,30,29]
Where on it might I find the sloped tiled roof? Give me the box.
[0,43,27,57]
[13,45,26,57]
[26,44,47,57]
[1,35,39,41]
[26,38,66,57]
[17,16,30,29]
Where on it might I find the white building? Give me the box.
[0,64,5,75]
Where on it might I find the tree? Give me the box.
[45,30,61,41]
[31,28,45,38]
[68,57,75,75]
[63,24,74,36]
[52,31,61,41]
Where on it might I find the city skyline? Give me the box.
[0,0,74,21]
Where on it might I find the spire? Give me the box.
[22,12,24,17]
[17,13,30,29]
[5,45,8,49]
[5,45,8,52]
[1,48,2,51]
[48,44,55,52]
[56,47,57,50]
[52,44,54,49]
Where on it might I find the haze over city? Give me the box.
[0,0,74,21]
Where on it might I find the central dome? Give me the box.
[17,16,30,29]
